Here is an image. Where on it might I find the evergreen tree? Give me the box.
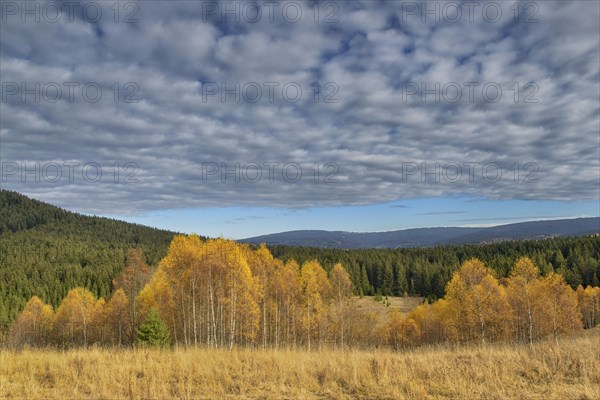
[135,308,171,348]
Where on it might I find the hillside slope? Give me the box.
[0,190,179,330]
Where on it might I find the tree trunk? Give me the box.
[192,279,198,346]
[307,306,311,351]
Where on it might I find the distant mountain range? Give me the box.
[241,218,600,249]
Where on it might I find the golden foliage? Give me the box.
[9,245,597,350]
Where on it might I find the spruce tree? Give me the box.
[135,308,171,348]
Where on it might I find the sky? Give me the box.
[1,0,599,239]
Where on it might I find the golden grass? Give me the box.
[353,296,424,326]
[1,330,599,400]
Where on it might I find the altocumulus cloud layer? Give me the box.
[1,0,598,214]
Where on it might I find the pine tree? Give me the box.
[135,308,171,348]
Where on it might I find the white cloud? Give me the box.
[1,0,598,214]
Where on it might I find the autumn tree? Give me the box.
[90,297,106,344]
[136,266,176,342]
[8,296,53,347]
[300,260,331,350]
[246,244,277,348]
[576,285,600,328]
[222,240,259,349]
[159,235,203,346]
[102,289,130,346]
[158,236,259,349]
[383,310,420,350]
[534,273,582,343]
[53,288,98,347]
[272,259,301,347]
[113,248,151,338]
[343,308,379,347]
[410,298,455,344]
[329,263,353,347]
[444,258,511,344]
[506,257,541,344]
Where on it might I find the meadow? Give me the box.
[1,328,599,400]
[4,237,599,399]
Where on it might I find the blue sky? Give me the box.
[1,1,599,239]
[111,197,599,239]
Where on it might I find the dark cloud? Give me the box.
[1,1,598,214]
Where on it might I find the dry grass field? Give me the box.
[352,296,424,326]
[1,328,599,400]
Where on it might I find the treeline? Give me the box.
[1,190,599,337]
[8,239,356,349]
[7,237,600,350]
[386,258,600,348]
[269,236,600,299]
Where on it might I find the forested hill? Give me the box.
[0,190,180,261]
[0,190,179,330]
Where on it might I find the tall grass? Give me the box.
[1,330,599,400]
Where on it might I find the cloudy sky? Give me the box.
[1,0,599,238]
